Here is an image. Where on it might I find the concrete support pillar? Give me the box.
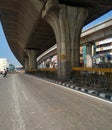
[25,49,38,70]
[85,43,93,67]
[24,57,29,71]
[82,45,87,67]
[86,43,92,57]
[42,0,88,81]
[93,43,96,56]
[70,8,88,68]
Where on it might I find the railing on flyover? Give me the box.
[71,67,112,92]
[27,67,112,93]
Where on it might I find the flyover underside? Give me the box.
[81,26,112,44]
[0,0,44,64]
[37,49,57,65]
[0,0,112,80]
[26,19,56,56]
[36,19,112,66]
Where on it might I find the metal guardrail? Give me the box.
[26,68,57,79]
[71,67,112,93]
[26,67,112,93]
[72,67,112,72]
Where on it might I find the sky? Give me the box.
[0,24,22,67]
[0,10,112,67]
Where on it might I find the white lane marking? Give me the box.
[22,90,28,102]
[37,78,112,105]
[12,75,26,130]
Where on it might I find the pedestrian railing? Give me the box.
[26,67,112,93]
[26,68,57,79]
[72,67,112,93]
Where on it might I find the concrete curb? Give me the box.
[37,76,112,102]
[98,93,112,100]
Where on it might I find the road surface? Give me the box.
[0,74,112,130]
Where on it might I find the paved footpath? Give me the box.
[0,74,112,130]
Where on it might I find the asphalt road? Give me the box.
[0,74,112,130]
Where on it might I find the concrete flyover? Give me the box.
[36,18,112,64]
[0,0,112,81]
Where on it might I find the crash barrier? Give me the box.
[72,67,112,93]
[93,62,112,68]
[26,68,57,79]
[26,67,112,93]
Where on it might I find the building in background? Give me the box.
[36,38,112,68]
[8,64,15,72]
[82,38,112,67]
[95,38,112,64]
[80,46,84,66]
[0,58,9,73]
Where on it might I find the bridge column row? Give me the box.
[24,1,88,81]
[24,49,38,70]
